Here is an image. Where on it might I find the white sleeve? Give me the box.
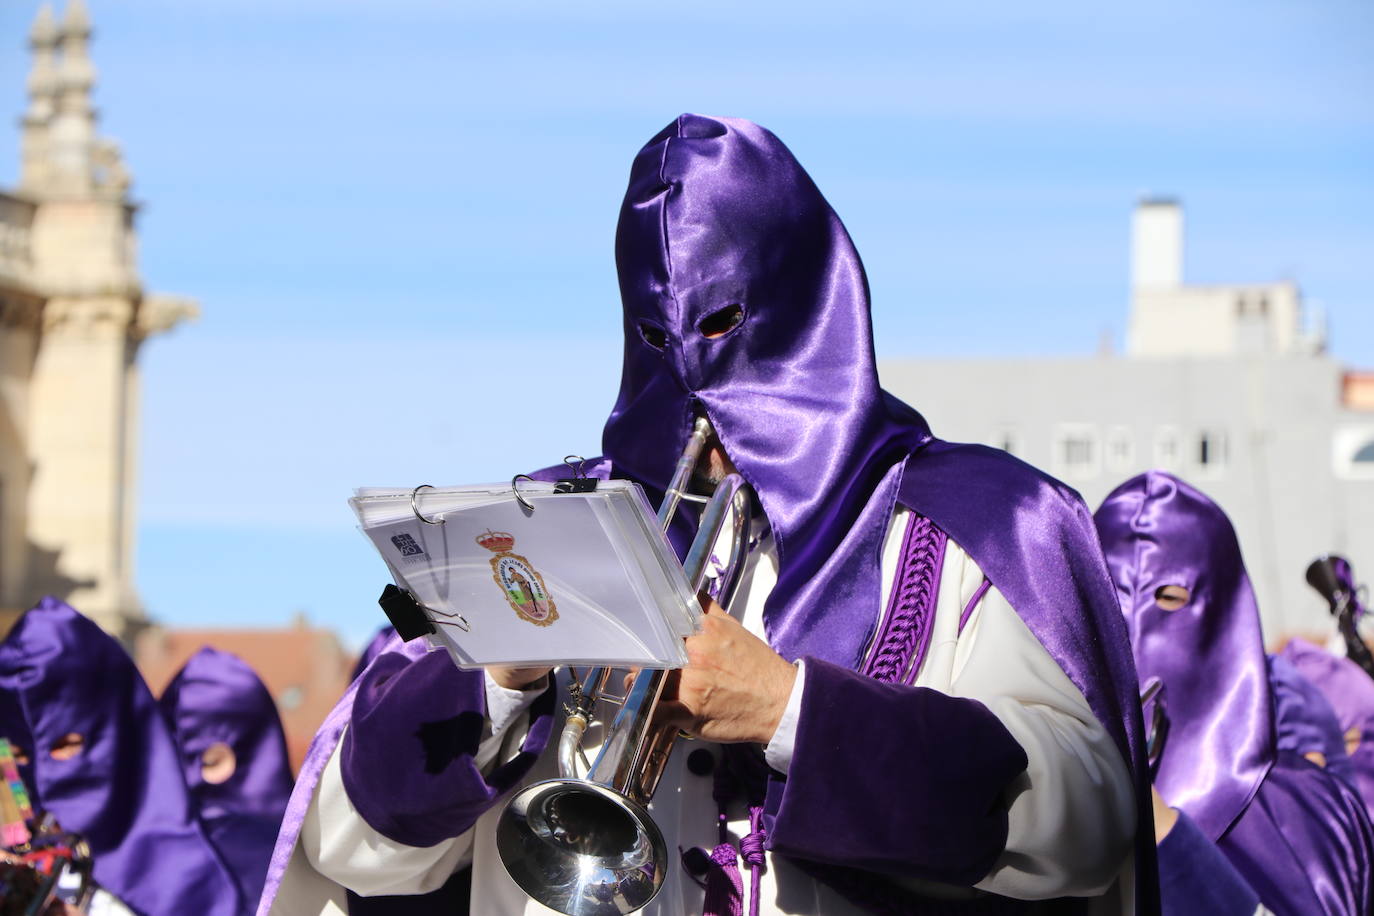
[298,672,542,897]
[952,582,1136,901]
[763,659,805,773]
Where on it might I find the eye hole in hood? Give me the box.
[637,321,668,351]
[1154,584,1190,611]
[696,304,745,340]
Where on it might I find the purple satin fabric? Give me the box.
[263,114,1155,913]
[351,625,397,682]
[161,647,294,821]
[1155,810,1259,916]
[590,115,1153,908]
[0,598,243,916]
[160,647,295,908]
[1094,471,1272,843]
[341,648,554,846]
[898,442,1157,905]
[604,114,931,671]
[1267,654,1356,790]
[1216,752,1374,916]
[256,636,554,914]
[769,658,1026,884]
[1281,637,1374,817]
[257,634,430,915]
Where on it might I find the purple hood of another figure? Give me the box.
[1095,471,1272,842]
[0,598,241,916]
[1282,637,1374,816]
[160,646,294,821]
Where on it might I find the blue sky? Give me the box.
[1,1,1370,647]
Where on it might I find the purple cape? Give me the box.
[262,113,1154,913]
[161,646,295,906]
[0,598,243,916]
[1281,637,1374,817]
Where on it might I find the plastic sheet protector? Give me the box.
[350,480,702,669]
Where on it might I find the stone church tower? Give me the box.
[0,1,195,641]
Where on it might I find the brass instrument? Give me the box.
[496,417,753,916]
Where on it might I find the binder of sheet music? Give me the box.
[350,480,702,669]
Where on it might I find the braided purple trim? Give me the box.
[862,513,947,684]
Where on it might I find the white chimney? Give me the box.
[1131,198,1183,290]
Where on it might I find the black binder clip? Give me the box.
[378,584,437,641]
[553,455,598,494]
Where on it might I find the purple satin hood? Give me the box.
[1094,471,1272,842]
[1268,653,1356,789]
[1281,637,1374,816]
[604,113,932,668]
[160,646,294,821]
[0,598,241,916]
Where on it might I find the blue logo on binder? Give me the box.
[391,533,425,558]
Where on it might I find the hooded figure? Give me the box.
[160,646,295,906]
[1281,637,1374,818]
[0,598,243,916]
[1267,652,1356,789]
[1095,472,1374,916]
[261,115,1151,916]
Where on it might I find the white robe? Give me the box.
[268,507,1137,915]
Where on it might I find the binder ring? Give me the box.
[410,484,444,526]
[511,474,536,512]
[431,607,472,632]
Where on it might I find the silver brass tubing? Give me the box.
[681,472,748,594]
[656,416,712,528]
[584,471,749,805]
[558,713,589,780]
[496,416,754,916]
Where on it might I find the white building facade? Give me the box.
[881,199,1374,640]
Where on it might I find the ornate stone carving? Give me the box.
[39,296,135,337]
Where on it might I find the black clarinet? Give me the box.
[1306,556,1374,680]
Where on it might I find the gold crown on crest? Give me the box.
[475,530,515,553]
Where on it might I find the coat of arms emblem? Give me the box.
[476,530,558,627]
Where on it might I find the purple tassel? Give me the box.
[740,806,767,916]
[700,841,744,916]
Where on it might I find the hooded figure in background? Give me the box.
[0,597,243,916]
[1095,471,1374,916]
[261,114,1151,915]
[1267,652,1356,790]
[1281,636,1374,818]
[161,646,294,906]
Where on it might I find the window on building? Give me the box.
[1333,427,1374,480]
[1197,430,1229,475]
[1105,427,1134,472]
[1154,427,1180,469]
[1053,425,1099,479]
